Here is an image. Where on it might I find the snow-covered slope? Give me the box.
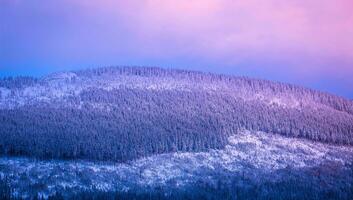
[0,67,352,113]
[1,130,353,199]
[1,67,353,199]
[1,66,353,163]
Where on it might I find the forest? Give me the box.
[0,67,353,161]
[1,161,353,200]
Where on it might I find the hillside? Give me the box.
[1,130,353,199]
[0,66,353,162]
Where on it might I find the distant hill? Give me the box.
[0,66,352,161]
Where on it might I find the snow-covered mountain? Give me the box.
[1,66,353,199]
[1,66,353,162]
[1,67,352,113]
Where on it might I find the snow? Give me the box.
[0,75,200,109]
[0,71,344,115]
[1,130,352,198]
[44,72,78,82]
[0,87,10,99]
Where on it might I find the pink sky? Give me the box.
[1,0,353,97]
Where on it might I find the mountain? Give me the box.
[0,66,353,162]
[1,66,353,199]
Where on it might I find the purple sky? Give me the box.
[1,0,353,98]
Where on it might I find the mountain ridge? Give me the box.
[0,66,352,162]
[1,66,352,114]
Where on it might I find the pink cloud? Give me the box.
[2,0,353,90]
[72,1,353,62]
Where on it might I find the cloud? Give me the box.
[1,0,353,96]
[67,0,353,71]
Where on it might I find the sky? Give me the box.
[0,0,353,98]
